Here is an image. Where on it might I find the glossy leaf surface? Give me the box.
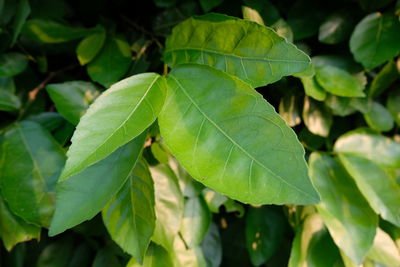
[0,121,65,227]
[159,64,319,205]
[46,81,99,125]
[61,73,166,179]
[102,159,155,264]
[49,133,146,236]
[309,152,378,263]
[350,13,400,69]
[164,14,310,87]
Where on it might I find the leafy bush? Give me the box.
[0,0,400,266]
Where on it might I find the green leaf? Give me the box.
[0,121,65,227]
[367,228,400,266]
[350,13,400,69]
[150,164,184,252]
[201,222,222,267]
[0,52,28,77]
[278,93,301,127]
[318,12,354,44]
[180,196,211,248]
[368,59,398,97]
[312,54,363,73]
[288,213,342,267]
[127,243,173,267]
[87,36,132,87]
[309,152,378,263]
[46,81,99,125]
[11,0,31,46]
[0,90,21,111]
[61,73,166,180]
[22,19,100,43]
[0,77,16,92]
[163,14,311,88]
[300,76,327,101]
[92,247,122,267]
[102,159,156,264]
[159,64,318,205]
[172,235,207,267]
[363,101,394,132]
[334,128,400,168]
[154,0,177,8]
[358,0,394,11]
[202,188,228,213]
[200,0,223,12]
[169,157,204,198]
[36,236,74,267]
[325,95,357,117]
[302,96,332,137]
[0,192,40,251]
[387,89,400,126]
[76,27,106,65]
[48,133,146,236]
[338,153,400,227]
[315,65,365,97]
[245,206,285,266]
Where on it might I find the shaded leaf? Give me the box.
[164,13,310,87]
[303,96,332,137]
[325,95,357,117]
[350,13,400,69]
[61,73,166,179]
[300,76,326,101]
[201,222,222,267]
[279,93,301,127]
[387,89,400,126]
[0,121,65,227]
[127,243,173,267]
[368,59,398,97]
[102,159,155,264]
[363,101,394,132]
[92,247,121,267]
[36,236,74,267]
[0,52,28,77]
[318,11,354,44]
[76,27,106,65]
[159,64,319,205]
[49,133,146,236]
[200,0,223,12]
[309,152,378,263]
[46,81,99,125]
[11,0,31,46]
[0,89,21,111]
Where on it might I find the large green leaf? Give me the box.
[302,96,332,137]
[159,64,318,205]
[0,89,21,111]
[127,243,173,267]
[315,65,365,97]
[309,152,378,263]
[0,121,65,227]
[61,73,166,179]
[180,196,211,248]
[87,36,132,87]
[0,52,28,77]
[288,213,342,267]
[22,19,100,43]
[46,81,99,125]
[245,206,285,266]
[150,164,184,252]
[163,14,310,88]
[0,192,40,251]
[102,159,155,264]
[172,235,207,267]
[334,128,400,168]
[350,13,400,69]
[76,27,106,65]
[363,101,394,132]
[339,153,400,227]
[48,133,146,236]
[367,228,400,266]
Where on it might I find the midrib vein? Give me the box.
[171,75,313,198]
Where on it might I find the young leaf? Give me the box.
[0,121,65,227]
[159,64,319,205]
[300,76,327,101]
[87,36,132,87]
[150,164,184,252]
[350,13,400,69]
[164,13,310,88]
[363,101,394,132]
[61,73,166,179]
[0,89,21,111]
[315,65,365,97]
[22,19,100,43]
[76,27,106,65]
[102,159,156,264]
[46,81,99,125]
[0,52,28,77]
[180,196,211,248]
[245,206,285,266]
[0,192,40,251]
[302,96,332,137]
[339,154,400,227]
[334,128,400,168]
[49,133,146,236]
[368,60,398,97]
[309,152,378,263]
